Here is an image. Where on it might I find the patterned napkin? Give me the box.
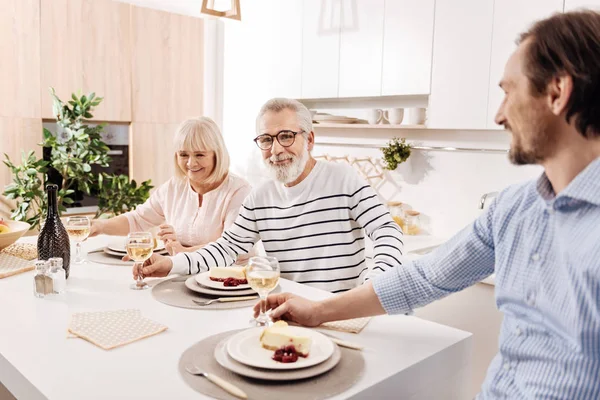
[67,309,168,350]
[319,317,372,334]
[1,243,37,260]
[0,253,35,279]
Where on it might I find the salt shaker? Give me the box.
[48,257,66,294]
[33,260,53,298]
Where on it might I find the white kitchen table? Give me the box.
[0,236,472,400]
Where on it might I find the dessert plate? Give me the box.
[226,327,334,370]
[195,271,250,290]
[108,239,165,253]
[185,276,257,297]
[214,337,341,381]
[103,247,169,258]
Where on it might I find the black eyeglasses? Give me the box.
[253,130,304,150]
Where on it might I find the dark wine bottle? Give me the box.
[37,184,71,278]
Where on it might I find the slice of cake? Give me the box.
[260,321,312,362]
[209,266,247,286]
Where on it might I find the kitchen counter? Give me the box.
[1,236,473,400]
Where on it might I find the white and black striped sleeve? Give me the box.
[349,182,404,281]
[169,196,261,275]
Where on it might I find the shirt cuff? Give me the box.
[169,253,191,276]
[372,263,412,315]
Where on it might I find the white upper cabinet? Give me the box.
[564,0,600,10]
[301,0,341,99]
[428,0,494,129]
[486,0,564,129]
[338,0,386,98]
[381,0,435,96]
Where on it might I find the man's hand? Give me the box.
[253,293,324,327]
[126,253,174,278]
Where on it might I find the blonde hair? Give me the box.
[173,117,230,185]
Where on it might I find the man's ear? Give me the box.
[546,74,573,116]
[307,131,315,151]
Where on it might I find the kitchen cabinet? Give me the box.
[486,0,564,129]
[131,5,204,123]
[129,122,178,188]
[0,0,41,119]
[428,0,494,129]
[301,0,341,99]
[564,0,600,10]
[381,0,435,96]
[338,0,386,98]
[40,0,132,122]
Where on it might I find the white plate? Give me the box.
[184,276,257,296]
[214,336,341,381]
[108,239,165,253]
[226,327,335,370]
[194,271,250,290]
[103,247,169,258]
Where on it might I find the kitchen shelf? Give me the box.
[314,123,426,129]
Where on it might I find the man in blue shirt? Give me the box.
[257,10,600,398]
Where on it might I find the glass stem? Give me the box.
[137,262,144,284]
[76,242,82,262]
[259,293,267,321]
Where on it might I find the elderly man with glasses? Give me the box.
[135,98,404,293]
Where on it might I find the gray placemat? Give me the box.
[152,277,271,310]
[178,329,365,400]
[87,250,134,266]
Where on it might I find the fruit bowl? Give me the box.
[0,220,31,250]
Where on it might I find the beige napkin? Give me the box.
[1,243,37,260]
[0,253,34,279]
[319,317,372,334]
[67,309,168,350]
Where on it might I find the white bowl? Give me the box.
[0,220,31,250]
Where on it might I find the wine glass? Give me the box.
[126,232,154,290]
[246,256,280,327]
[65,216,91,264]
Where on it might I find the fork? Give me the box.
[185,365,247,399]
[192,296,258,306]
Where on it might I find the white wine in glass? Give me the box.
[247,256,280,327]
[126,232,153,290]
[65,216,91,264]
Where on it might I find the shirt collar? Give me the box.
[536,157,600,206]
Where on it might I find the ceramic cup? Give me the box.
[406,107,427,125]
[387,108,404,125]
[367,109,384,125]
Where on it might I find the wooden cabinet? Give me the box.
[428,0,494,129]
[564,0,600,10]
[381,0,435,96]
[301,0,341,99]
[338,0,386,98]
[129,122,178,188]
[486,0,563,129]
[0,0,41,119]
[130,5,204,123]
[40,0,131,122]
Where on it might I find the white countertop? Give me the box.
[1,236,472,400]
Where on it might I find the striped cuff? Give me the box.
[372,264,412,315]
[169,253,190,276]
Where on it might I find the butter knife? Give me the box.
[185,366,247,399]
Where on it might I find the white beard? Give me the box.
[263,144,309,184]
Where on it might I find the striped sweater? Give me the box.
[170,160,404,293]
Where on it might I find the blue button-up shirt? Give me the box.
[373,157,600,399]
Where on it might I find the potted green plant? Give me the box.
[3,88,153,230]
[380,137,412,171]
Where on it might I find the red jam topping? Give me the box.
[272,345,308,363]
[209,276,247,286]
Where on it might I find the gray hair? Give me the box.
[255,98,313,140]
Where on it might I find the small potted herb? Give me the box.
[380,137,412,171]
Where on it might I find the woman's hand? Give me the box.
[165,240,188,256]
[88,219,104,237]
[157,224,177,243]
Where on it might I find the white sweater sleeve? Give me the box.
[169,194,261,275]
[348,176,404,281]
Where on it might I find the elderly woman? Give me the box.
[90,117,251,256]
